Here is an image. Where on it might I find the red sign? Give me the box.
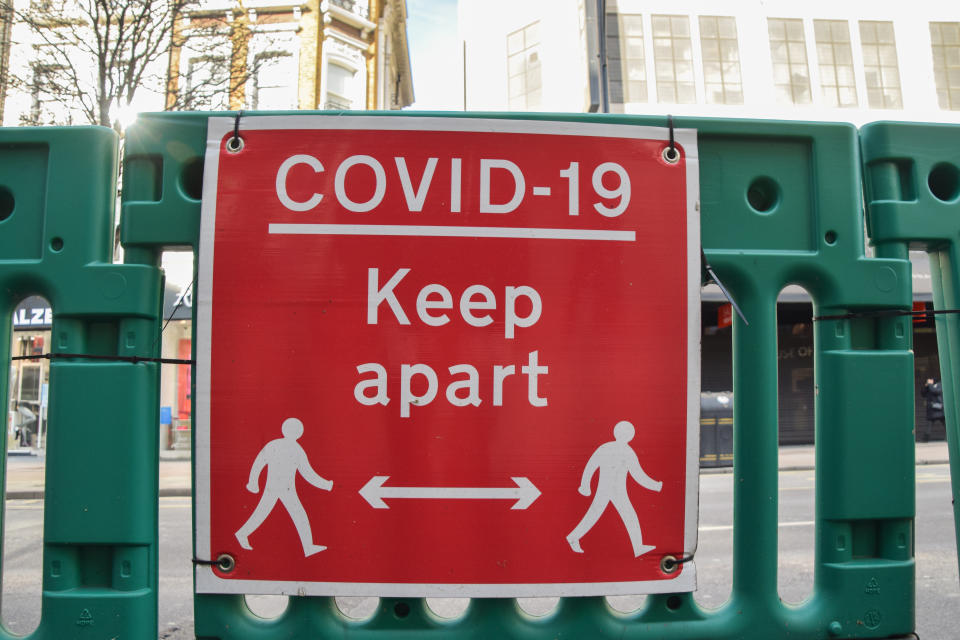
[196,116,700,597]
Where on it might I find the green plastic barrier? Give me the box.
[118,111,916,639]
[0,126,163,638]
[861,121,960,586]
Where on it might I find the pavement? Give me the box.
[4,450,192,499]
[778,440,951,471]
[1,442,952,499]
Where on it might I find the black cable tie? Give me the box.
[194,554,235,572]
[814,308,960,322]
[227,110,244,152]
[192,558,219,566]
[233,110,243,144]
[10,353,194,365]
[702,247,748,325]
[667,114,675,155]
[674,553,695,565]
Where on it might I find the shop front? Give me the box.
[701,251,942,445]
[159,283,193,452]
[8,296,51,450]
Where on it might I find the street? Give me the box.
[0,465,957,638]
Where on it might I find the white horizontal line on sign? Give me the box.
[268,223,636,242]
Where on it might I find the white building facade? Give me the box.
[461,0,960,126]
[461,0,958,445]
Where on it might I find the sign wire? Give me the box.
[226,110,244,152]
[662,115,680,163]
[10,352,194,365]
[702,247,748,325]
[814,308,960,321]
[667,115,675,156]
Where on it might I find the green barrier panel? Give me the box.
[0,126,163,638]
[122,112,915,639]
[861,121,960,585]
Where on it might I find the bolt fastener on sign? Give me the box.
[660,555,680,574]
[216,554,236,573]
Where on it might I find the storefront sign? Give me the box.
[162,283,193,321]
[12,296,52,329]
[196,116,701,597]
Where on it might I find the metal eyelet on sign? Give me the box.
[226,136,244,153]
[216,553,236,573]
[660,554,680,574]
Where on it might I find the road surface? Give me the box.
[0,465,955,638]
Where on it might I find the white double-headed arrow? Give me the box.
[359,476,541,510]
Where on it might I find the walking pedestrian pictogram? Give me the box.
[567,421,663,557]
[235,417,334,557]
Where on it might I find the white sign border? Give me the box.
[195,115,701,597]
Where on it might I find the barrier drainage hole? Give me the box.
[928,163,960,202]
[666,595,683,611]
[50,237,63,252]
[825,230,837,245]
[0,186,13,221]
[746,176,780,214]
[181,157,204,201]
[394,602,411,619]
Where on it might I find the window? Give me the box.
[250,52,297,110]
[699,16,743,105]
[184,55,229,110]
[26,64,71,125]
[768,18,811,104]
[859,21,902,109]
[19,365,41,403]
[329,0,369,20]
[607,13,646,103]
[814,20,857,108]
[930,22,960,110]
[507,21,541,110]
[651,14,695,104]
[325,62,356,110]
